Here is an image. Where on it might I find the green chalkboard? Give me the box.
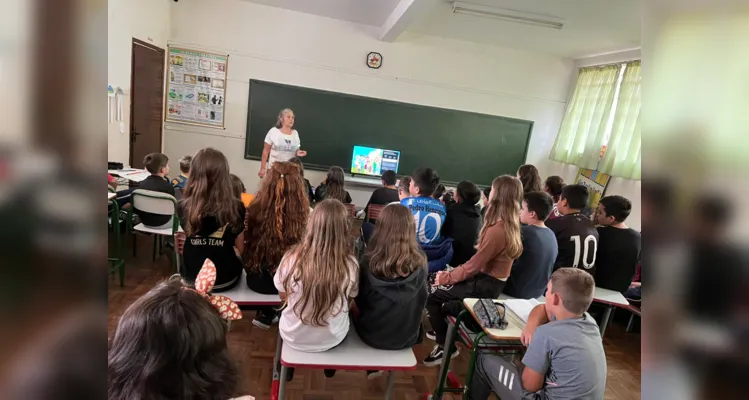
[245,80,533,186]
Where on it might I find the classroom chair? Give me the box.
[366,204,385,223]
[271,325,417,400]
[344,203,356,217]
[108,191,125,287]
[126,189,183,273]
[626,302,641,333]
[429,309,525,400]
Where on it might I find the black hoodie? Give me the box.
[441,202,482,266]
[354,257,428,350]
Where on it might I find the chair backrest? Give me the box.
[367,204,385,222]
[132,189,178,216]
[344,203,356,217]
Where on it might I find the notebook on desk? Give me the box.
[503,298,541,324]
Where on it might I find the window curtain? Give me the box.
[549,65,621,169]
[598,61,641,180]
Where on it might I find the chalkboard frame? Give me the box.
[244,79,533,186]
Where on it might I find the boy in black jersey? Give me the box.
[593,195,641,292]
[546,184,599,275]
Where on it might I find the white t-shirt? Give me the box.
[264,127,300,168]
[273,253,359,352]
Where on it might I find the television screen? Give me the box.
[350,145,400,177]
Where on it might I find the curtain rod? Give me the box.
[578,59,641,69]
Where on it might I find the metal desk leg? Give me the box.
[278,365,287,400]
[463,331,487,400]
[384,370,395,400]
[600,305,613,337]
[433,310,466,400]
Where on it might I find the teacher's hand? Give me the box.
[296,149,307,157]
[258,169,266,179]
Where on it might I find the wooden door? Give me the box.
[129,39,165,168]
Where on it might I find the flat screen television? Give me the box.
[350,145,400,177]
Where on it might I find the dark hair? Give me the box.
[694,193,732,228]
[483,186,491,199]
[381,170,396,186]
[598,195,632,223]
[179,155,192,174]
[523,191,554,221]
[398,176,411,196]
[433,183,447,200]
[181,148,242,236]
[517,164,542,194]
[108,276,238,400]
[288,156,305,177]
[229,174,245,199]
[544,175,565,202]
[456,181,481,205]
[561,184,589,210]
[411,167,439,197]
[143,153,168,174]
[323,166,347,202]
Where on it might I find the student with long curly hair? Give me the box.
[314,166,352,203]
[275,199,358,378]
[180,148,245,292]
[425,175,524,366]
[517,164,543,194]
[243,161,309,329]
[108,268,252,400]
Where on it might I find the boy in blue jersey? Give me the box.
[401,168,447,245]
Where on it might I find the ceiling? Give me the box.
[243,0,402,26]
[241,0,641,59]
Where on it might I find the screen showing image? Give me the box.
[351,145,400,177]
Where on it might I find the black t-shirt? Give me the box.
[180,201,246,292]
[441,202,482,266]
[134,175,176,227]
[546,212,599,275]
[365,187,400,212]
[504,225,558,299]
[594,226,641,292]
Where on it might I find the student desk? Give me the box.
[498,287,630,337]
[221,271,282,307]
[429,298,525,400]
[591,287,630,337]
[272,325,417,400]
[108,192,116,200]
[108,168,150,182]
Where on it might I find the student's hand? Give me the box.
[258,168,266,179]
[521,324,534,347]
[434,271,450,286]
[296,149,307,157]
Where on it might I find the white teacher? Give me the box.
[258,108,307,178]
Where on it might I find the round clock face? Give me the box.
[367,52,382,69]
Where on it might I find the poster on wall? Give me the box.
[574,168,611,211]
[164,47,228,128]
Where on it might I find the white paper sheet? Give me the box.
[504,298,541,323]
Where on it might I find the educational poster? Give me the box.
[574,168,611,211]
[165,47,228,128]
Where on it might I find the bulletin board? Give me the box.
[164,47,228,128]
[574,168,611,210]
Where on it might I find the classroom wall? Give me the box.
[163,0,576,206]
[107,0,171,164]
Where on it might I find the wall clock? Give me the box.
[367,52,382,69]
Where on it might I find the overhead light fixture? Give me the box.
[451,1,565,30]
